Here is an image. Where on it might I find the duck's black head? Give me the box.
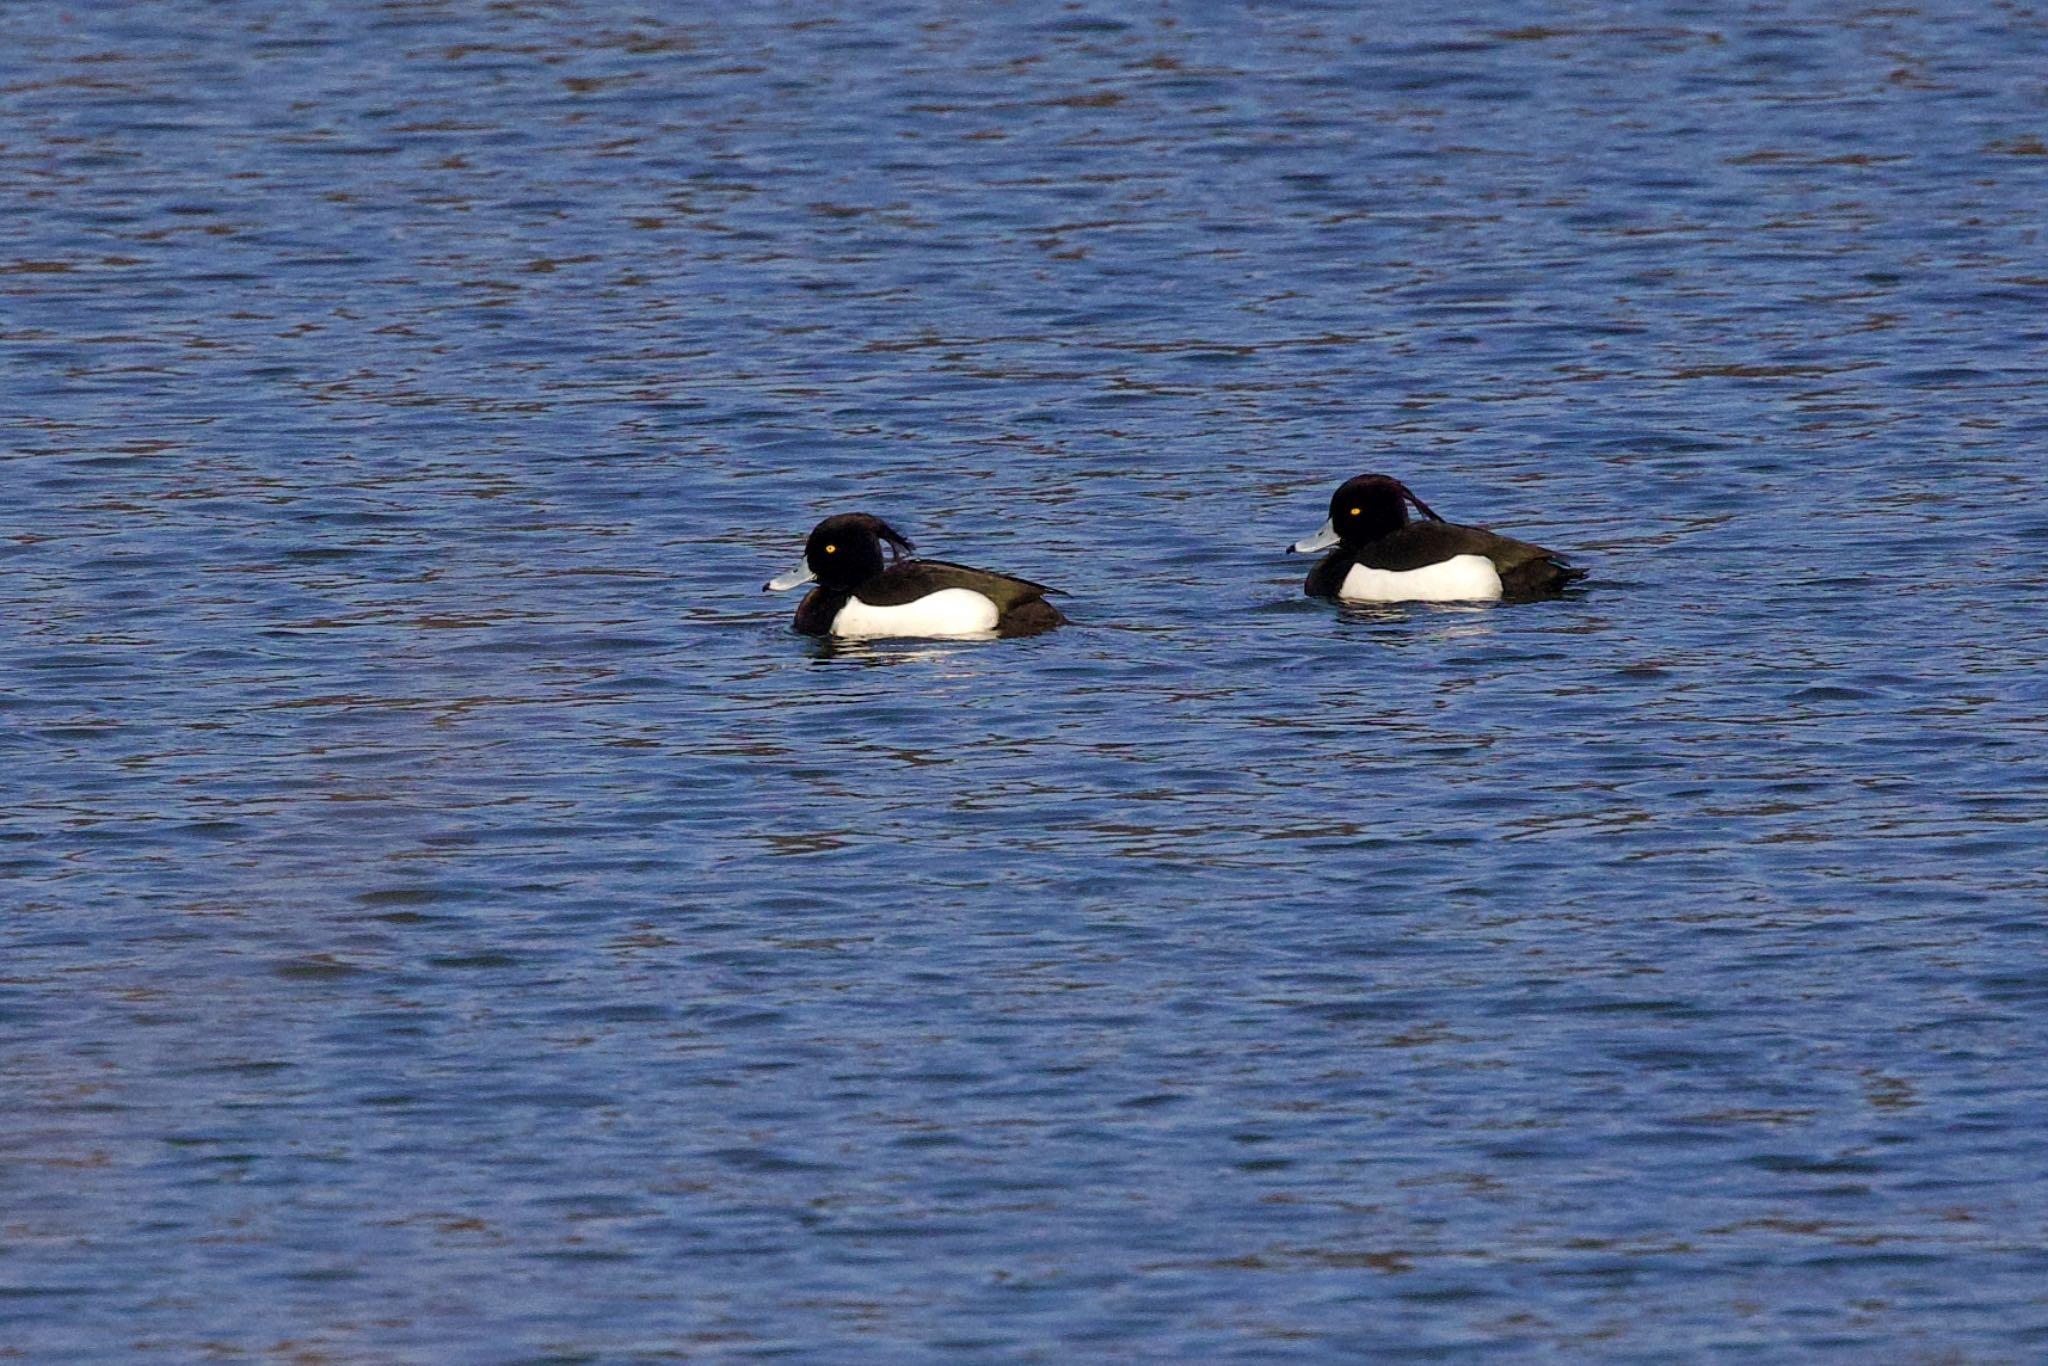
[1328,474,1442,545]
[1289,474,1446,556]
[795,512,915,589]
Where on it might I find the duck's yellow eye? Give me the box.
[1349,507,1361,516]
[824,543,836,554]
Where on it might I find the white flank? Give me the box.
[1339,554,1503,603]
[832,588,1002,638]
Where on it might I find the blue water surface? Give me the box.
[5,1,2048,1360]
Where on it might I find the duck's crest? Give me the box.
[845,513,915,561]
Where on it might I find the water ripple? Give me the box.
[5,0,2048,1360]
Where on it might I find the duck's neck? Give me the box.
[794,586,851,636]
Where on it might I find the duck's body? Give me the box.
[1291,475,1584,604]
[791,558,1065,639]
[1302,520,1580,603]
[767,514,1065,639]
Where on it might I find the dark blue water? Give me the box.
[6,2,2048,1359]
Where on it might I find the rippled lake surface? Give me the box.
[7,2,2048,1359]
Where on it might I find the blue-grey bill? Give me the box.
[1289,519,1339,554]
[764,560,816,592]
